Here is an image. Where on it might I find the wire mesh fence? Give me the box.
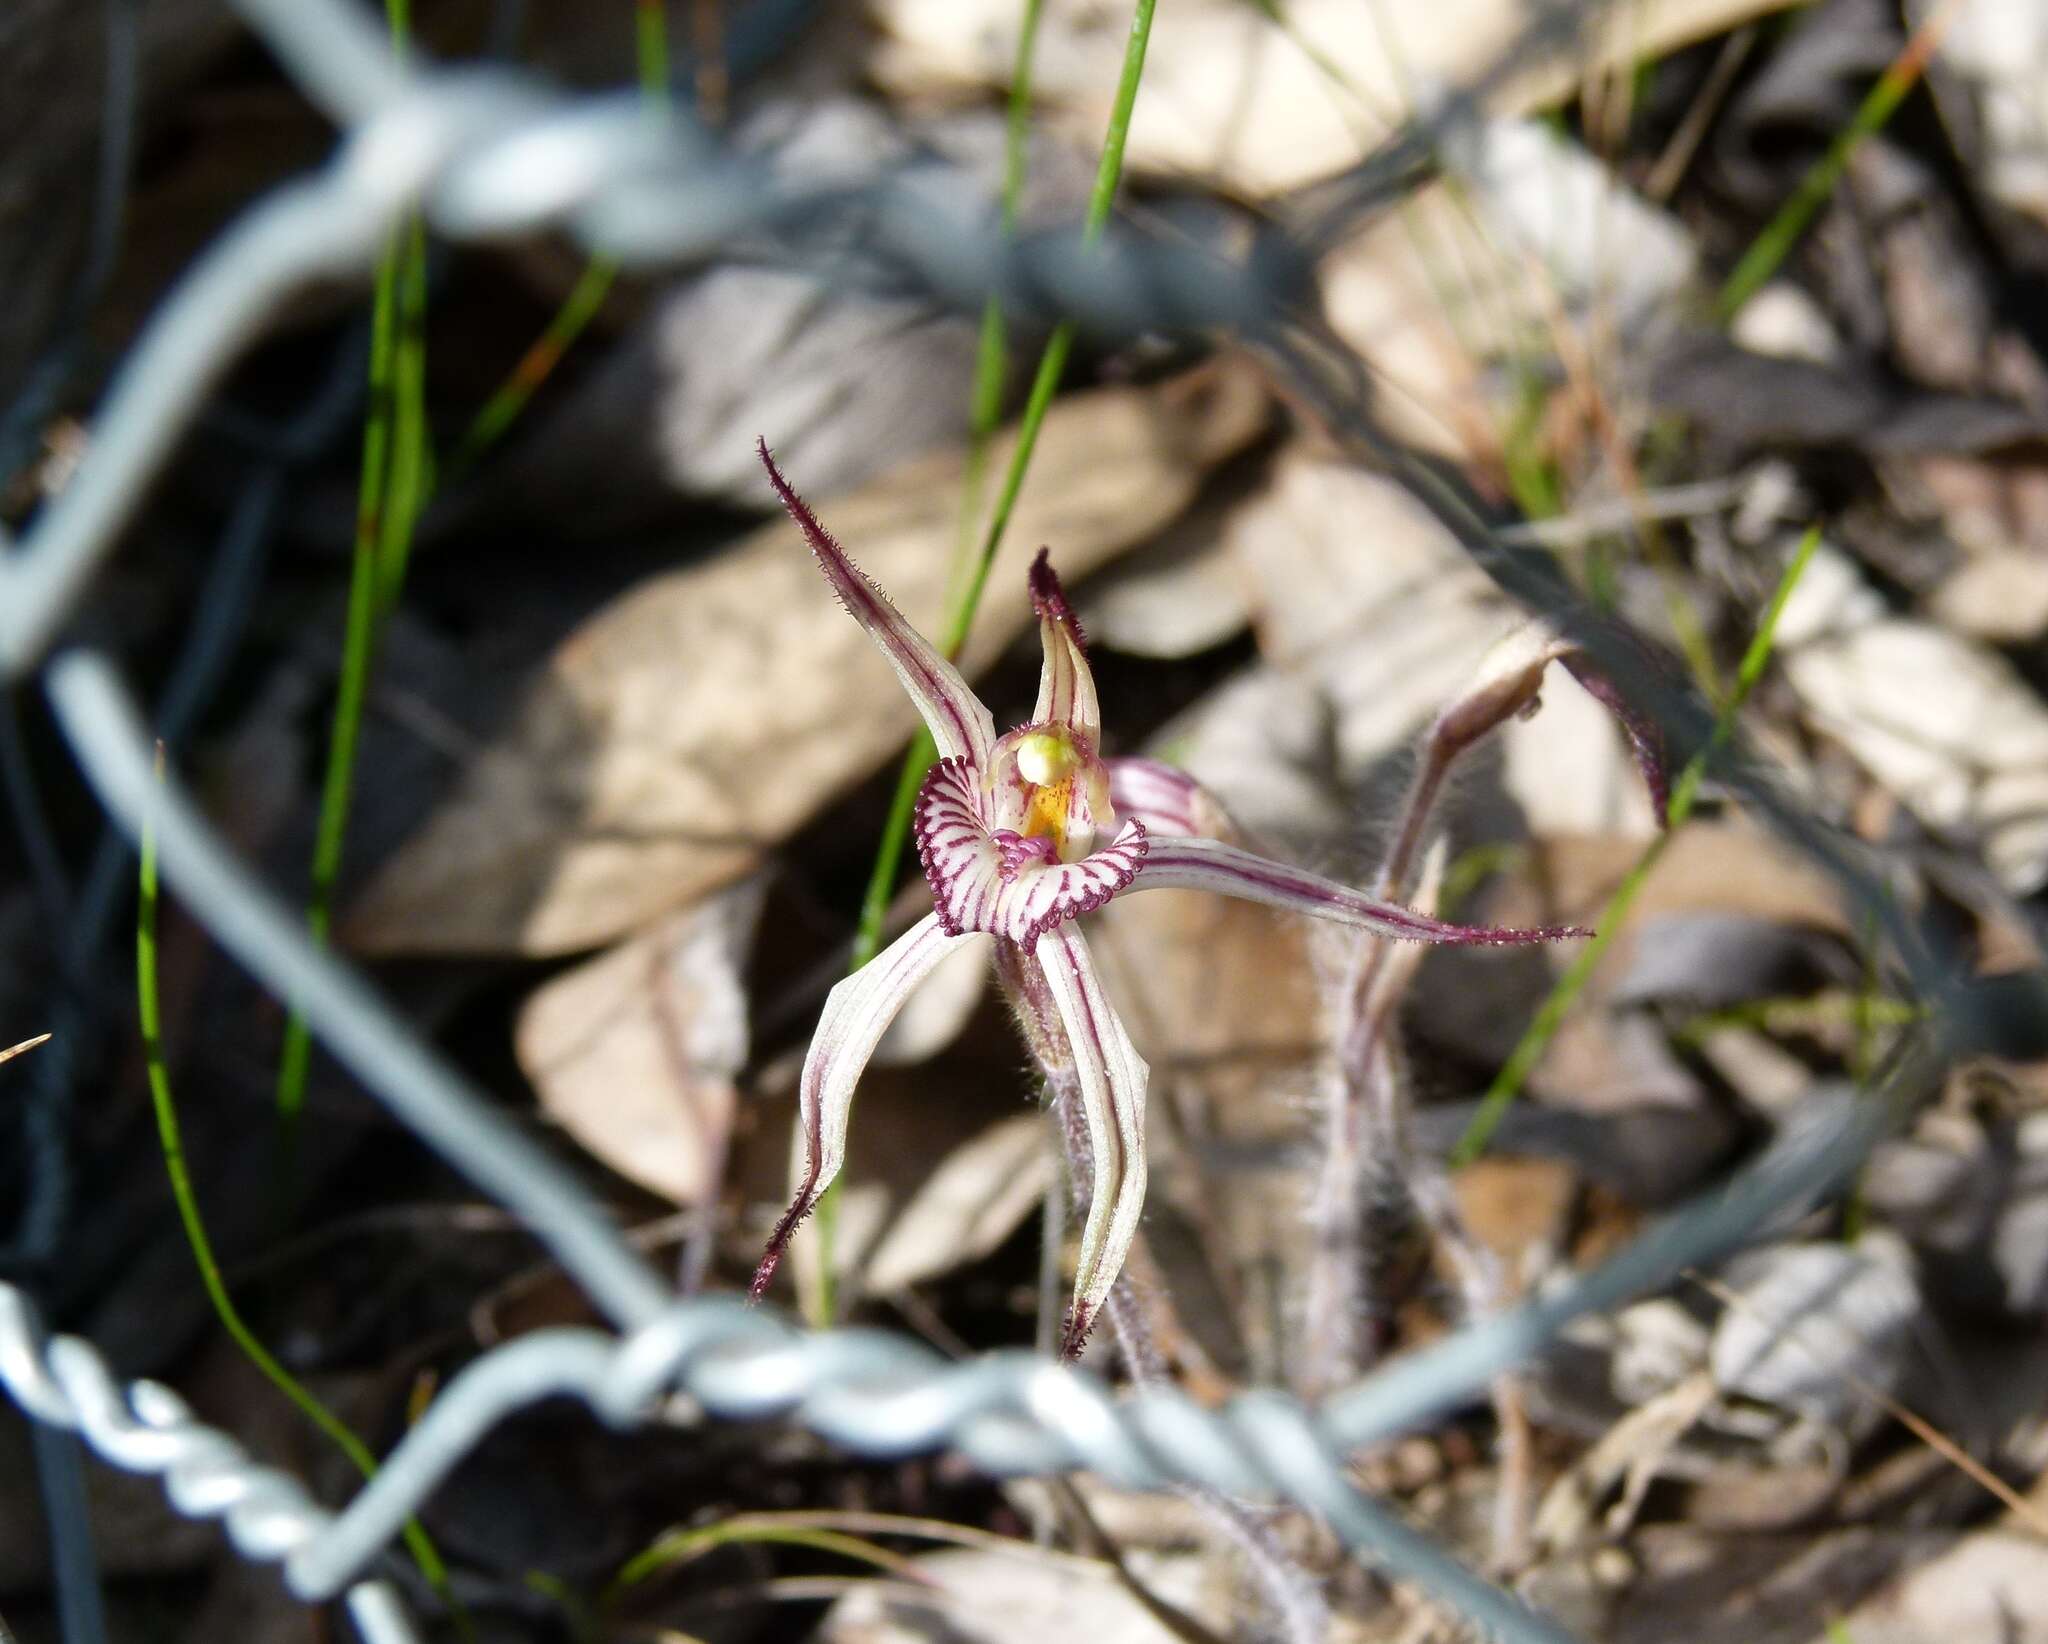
[0,1,2023,1641]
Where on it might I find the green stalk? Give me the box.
[140,754,457,1614]
[1716,3,1953,320]
[278,0,673,1137]
[605,1518,930,1606]
[946,0,1045,601]
[1451,525,1820,1166]
[804,0,1156,1326]
[274,0,430,1144]
[444,0,672,483]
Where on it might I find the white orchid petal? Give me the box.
[1104,757,1234,839]
[1034,922,1148,1357]
[1125,836,1589,945]
[751,913,985,1299]
[760,441,997,767]
[1028,550,1100,737]
[915,759,1148,944]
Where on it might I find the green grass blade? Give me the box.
[606,1517,933,1606]
[273,217,418,1141]
[1716,5,1953,320]
[443,256,619,484]
[140,752,458,1613]
[1451,525,1820,1166]
[274,0,436,1141]
[445,0,672,482]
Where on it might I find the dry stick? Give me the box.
[0,1033,50,1066]
[1302,708,1545,1570]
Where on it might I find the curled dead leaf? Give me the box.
[514,877,765,1204]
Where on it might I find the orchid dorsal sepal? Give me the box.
[757,438,996,769]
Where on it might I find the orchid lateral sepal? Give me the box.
[748,913,984,1301]
[1125,836,1590,945]
[1035,921,1149,1358]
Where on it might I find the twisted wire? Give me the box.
[0,1284,418,1644]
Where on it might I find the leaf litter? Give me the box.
[29,3,2048,1644]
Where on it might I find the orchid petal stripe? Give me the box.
[1104,757,1229,839]
[750,913,984,1300]
[1035,921,1149,1358]
[1028,548,1098,735]
[1127,837,1590,945]
[758,439,996,769]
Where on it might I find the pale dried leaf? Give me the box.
[1076,505,1251,659]
[513,877,765,1204]
[863,1112,1052,1292]
[1711,1236,1922,1433]
[870,0,1797,197]
[1143,665,1348,847]
[1926,0,2048,223]
[818,1544,1206,1644]
[1226,447,1509,768]
[1929,547,2048,642]
[1729,281,1844,366]
[1226,446,1661,824]
[1834,1529,2048,1644]
[1785,613,2048,893]
[347,363,1267,955]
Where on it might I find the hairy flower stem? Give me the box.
[1303,712,1545,1568]
[1029,1006,1326,1644]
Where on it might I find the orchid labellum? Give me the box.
[750,440,1586,1355]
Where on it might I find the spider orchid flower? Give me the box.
[750,440,1588,1355]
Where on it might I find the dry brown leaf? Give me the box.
[1225,445,1654,828]
[819,1544,1208,1644]
[513,876,764,1204]
[869,0,1796,198]
[1504,821,1853,941]
[1784,593,2048,892]
[1091,881,1323,1377]
[862,1112,1052,1293]
[1833,1529,2048,1644]
[346,361,1267,955]
[1322,116,1695,467]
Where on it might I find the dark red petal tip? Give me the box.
[1560,652,1672,828]
[1059,1302,1095,1362]
[1028,548,1086,646]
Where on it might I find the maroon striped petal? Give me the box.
[1029,550,1099,736]
[915,758,1149,944]
[1105,757,1235,839]
[750,913,986,1301]
[1033,923,1149,1360]
[759,440,996,768]
[1124,836,1591,945]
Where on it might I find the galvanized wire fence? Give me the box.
[0,1,2009,1640]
